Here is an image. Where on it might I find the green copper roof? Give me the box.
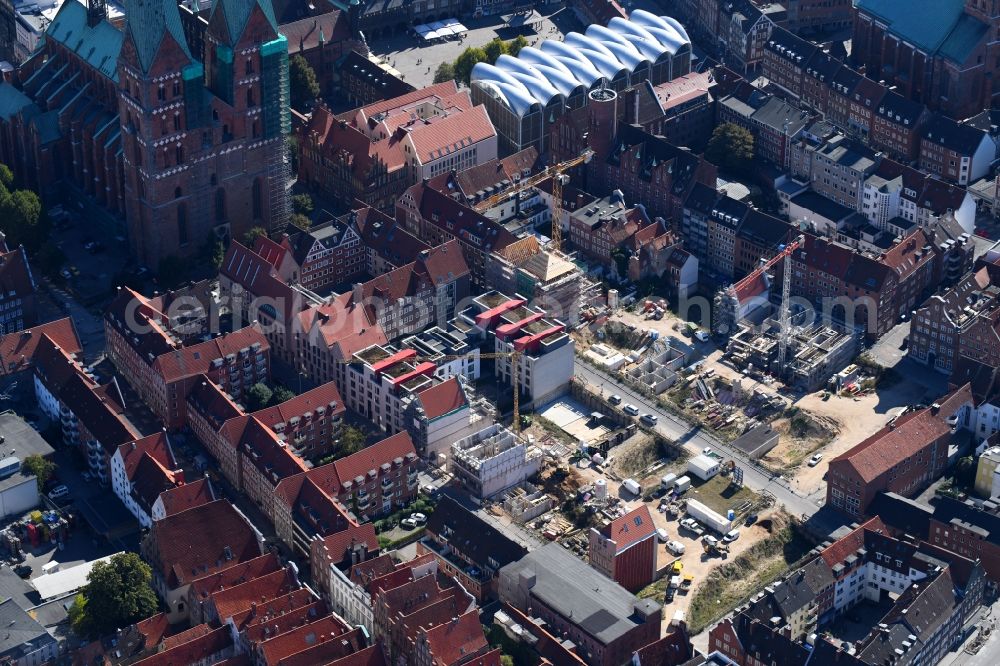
[940,13,989,64]
[0,83,33,121]
[211,0,278,45]
[46,0,124,81]
[124,0,193,74]
[855,0,965,53]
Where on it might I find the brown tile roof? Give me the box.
[599,504,657,553]
[420,240,470,286]
[348,553,397,586]
[116,432,174,479]
[130,453,181,511]
[159,623,213,651]
[419,609,489,666]
[241,417,310,485]
[186,376,245,431]
[33,333,90,396]
[307,644,387,666]
[353,207,430,267]
[130,626,232,666]
[403,184,519,254]
[0,318,80,374]
[189,552,282,603]
[155,477,217,518]
[417,378,466,420]
[148,499,263,588]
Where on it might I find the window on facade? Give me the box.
[247,87,255,107]
[215,189,227,222]
[157,84,165,101]
[178,204,188,245]
[174,186,182,199]
[252,179,263,220]
[173,113,181,131]
[175,146,184,164]
[173,80,181,96]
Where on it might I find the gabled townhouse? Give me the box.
[329,552,439,633]
[0,317,80,377]
[717,0,780,75]
[869,90,929,163]
[0,245,37,334]
[588,505,658,593]
[141,499,266,622]
[151,477,216,522]
[761,27,818,99]
[919,114,995,186]
[110,432,184,528]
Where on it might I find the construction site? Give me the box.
[725,320,857,392]
[712,235,857,392]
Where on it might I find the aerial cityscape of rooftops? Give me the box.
[8,0,1000,664]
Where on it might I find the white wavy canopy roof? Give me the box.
[472,12,690,117]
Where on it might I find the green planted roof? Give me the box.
[124,0,193,74]
[211,0,278,45]
[856,0,965,53]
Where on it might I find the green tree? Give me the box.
[72,553,158,639]
[433,62,456,84]
[484,37,508,65]
[610,246,629,278]
[242,226,267,247]
[956,455,976,487]
[507,35,528,57]
[339,425,366,456]
[246,382,273,411]
[500,656,514,666]
[21,454,55,492]
[0,188,44,251]
[290,213,311,230]
[270,386,296,405]
[292,193,314,215]
[210,239,226,271]
[705,123,754,174]
[289,55,320,110]
[453,47,488,86]
[0,164,12,189]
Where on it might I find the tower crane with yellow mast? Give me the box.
[473,149,594,253]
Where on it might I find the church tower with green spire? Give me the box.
[117,0,289,270]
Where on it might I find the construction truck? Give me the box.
[702,537,730,558]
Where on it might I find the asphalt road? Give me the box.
[573,360,822,519]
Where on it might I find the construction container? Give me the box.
[687,454,721,481]
[673,476,691,493]
[608,289,619,309]
[660,473,678,490]
[622,478,641,496]
[686,498,733,534]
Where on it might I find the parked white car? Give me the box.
[666,540,686,555]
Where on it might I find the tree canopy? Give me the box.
[433,62,456,84]
[705,123,755,174]
[289,55,321,109]
[453,47,488,86]
[243,226,267,247]
[246,382,274,411]
[21,455,55,492]
[70,552,159,639]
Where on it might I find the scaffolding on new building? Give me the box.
[261,35,291,231]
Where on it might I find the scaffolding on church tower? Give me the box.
[261,34,291,232]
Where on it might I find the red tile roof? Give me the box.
[241,417,310,485]
[310,644,387,666]
[297,293,388,356]
[152,325,269,383]
[419,609,489,666]
[116,432,175,479]
[159,623,213,651]
[283,10,351,55]
[186,376,245,431]
[258,616,353,665]
[188,552,282,603]
[407,104,496,166]
[420,240,470,286]
[252,382,346,427]
[599,505,657,553]
[331,431,416,486]
[130,626,232,666]
[0,246,35,301]
[274,628,368,666]
[33,333,91,396]
[830,385,972,482]
[254,235,293,270]
[820,517,887,568]
[210,567,299,622]
[0,318,80,375]
[155,477,217,518]
[416,378,466,420]
[235,591,325,639]
[315,523,379,566]
[148,499,264,588]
